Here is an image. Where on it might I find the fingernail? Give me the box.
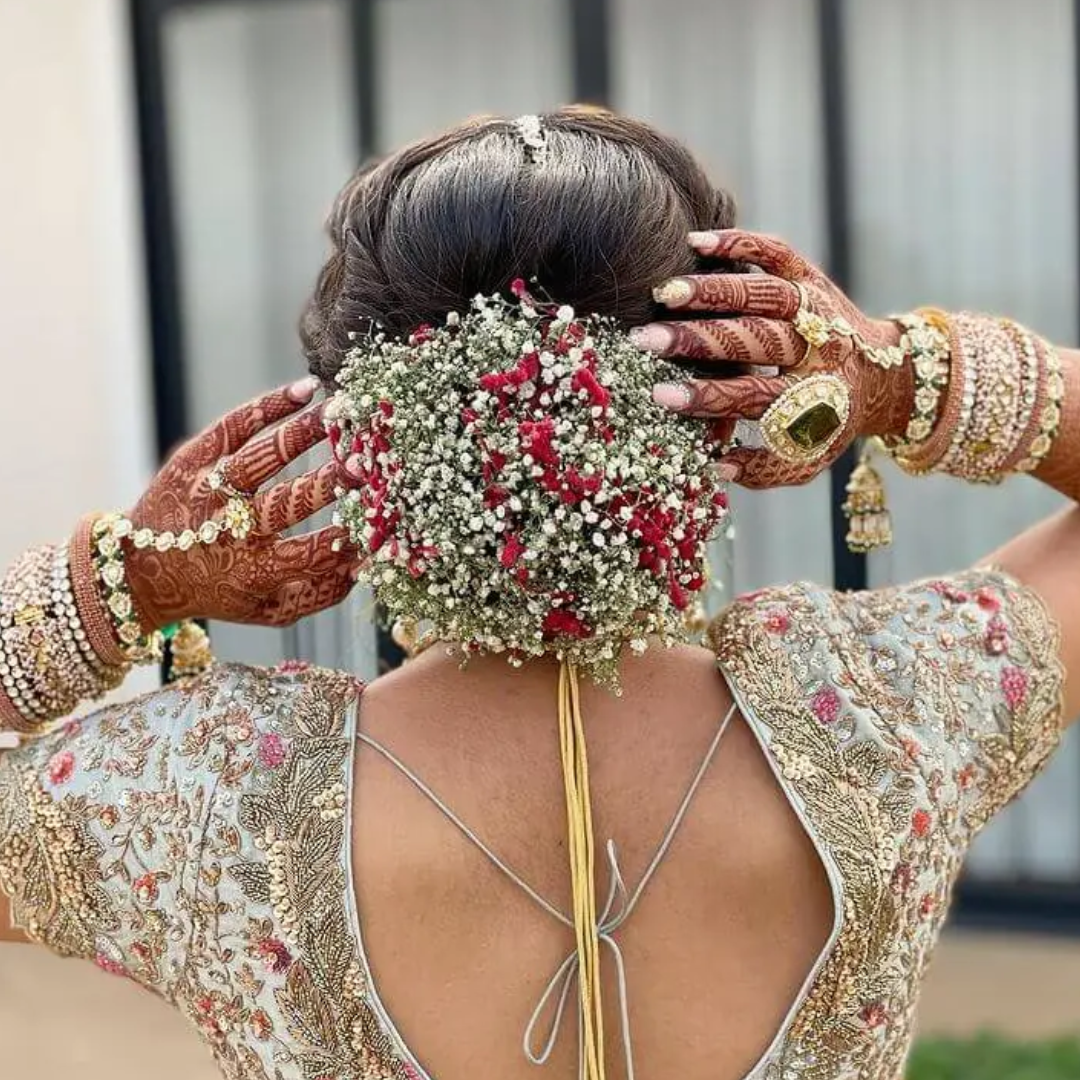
[688,231,719,253]
[630,324,675,353]
[652,278,694,308]
[652,383,693,411]
[289,376,319,402]
[714,462,740,482]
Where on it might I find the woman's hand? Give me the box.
[633,229,915,488]
[125,378,356,630]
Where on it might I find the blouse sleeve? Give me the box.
[0,667,244,987]
[831,568,1065,834]
[713,568,1065,841]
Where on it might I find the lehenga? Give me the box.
[0,568,1064,1080]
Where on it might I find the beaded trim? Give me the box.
[887,311,951,472]
[1014,338,1065,474]
[92,515,164,666]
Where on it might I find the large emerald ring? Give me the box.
[760,374,852,464]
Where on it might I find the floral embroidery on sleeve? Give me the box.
[708,568,1063,1080]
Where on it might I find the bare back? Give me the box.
[352,644,835,1080]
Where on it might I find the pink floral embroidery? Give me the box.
[911,809,932,839]
[258,734,288,770]
[94,953,127,977]
[1001,666,1029,710]
[918,894,937,918]
[930,581,969,604]
[860,1002,888,1029]
[810,686,841,725]
[47,750,75,787]
[984,616,1009,656]
[249,1009,273,1041]
[956,763,977,791]
[133,873,159,905]
[975,588,1001,613]
[277,659,311,674]
[762,609,791,635]
[254,937,293,974]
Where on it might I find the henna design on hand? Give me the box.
[657,274,802,320]
[649,317,807,367]
[118,382,358,630]
[675,375,789,420]
[647,230,916,489]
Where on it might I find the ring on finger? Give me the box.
[759,373,851,465]
[792,282,834,351]
[207,459,256,541]
[208,457,252,501]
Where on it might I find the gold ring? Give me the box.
[792,282,833,350]
[759,374,852,465]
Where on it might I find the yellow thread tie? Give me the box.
[558,659,605,1080]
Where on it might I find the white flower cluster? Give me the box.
[327,292,728,688]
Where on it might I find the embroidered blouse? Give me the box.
[0,569,1065,1080]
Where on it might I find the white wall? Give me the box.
[0,0,155,558]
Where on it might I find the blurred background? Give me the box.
[1,0,1078,1075]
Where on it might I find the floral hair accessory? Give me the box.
[326,282,729,689]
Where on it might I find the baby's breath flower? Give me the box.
[327,292,729,689]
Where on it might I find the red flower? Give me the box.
[47,750,75,787]
[570,365,610,409]
[542,609,592,640]
[510,277,528,298]
[409,325,434,345]
[500,535,527,569]
[911,809,932,838]
[518,418,558,466]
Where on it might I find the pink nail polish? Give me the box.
[289,376,319,402]
[652,383,693,410]
[630,325,675,353]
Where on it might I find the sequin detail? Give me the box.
[0,567,1064,1080]
[709,568,1063,1079]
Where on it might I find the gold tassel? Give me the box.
[843,439,893,554]
[167,621,215,682]
[558,659,606,1080]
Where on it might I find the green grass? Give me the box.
[908,1036,1080,1079]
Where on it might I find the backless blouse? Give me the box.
[0,569,1064,1080]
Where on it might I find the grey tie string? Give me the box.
[358,701,737,1080]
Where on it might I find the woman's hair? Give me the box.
[300,106,737,382]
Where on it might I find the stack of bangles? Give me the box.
[763,293,1067,552]
[0,513,215,736]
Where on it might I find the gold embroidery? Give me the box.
[708,569,1063,1079]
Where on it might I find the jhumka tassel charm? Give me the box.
[843,439,893,554]
[166,621,215,683]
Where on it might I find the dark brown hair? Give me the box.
[301,106,737,382]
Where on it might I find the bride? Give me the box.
[0,106,1076,1080]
